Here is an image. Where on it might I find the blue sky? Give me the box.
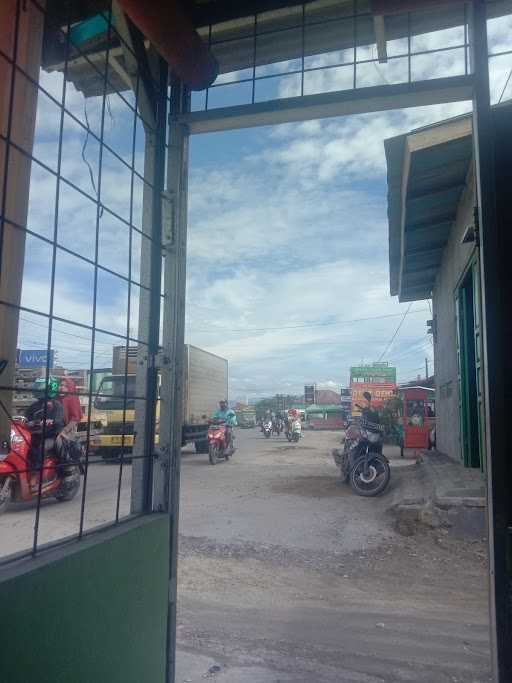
[15,12,512,400]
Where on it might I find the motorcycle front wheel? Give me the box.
[264,431,271,439]
[349,455,390,497]
[209,443,219,465]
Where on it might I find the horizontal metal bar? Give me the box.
[0,133,161,245]
[178,74,474,135]
[0,299,150,347]
[1,215,151,293]
[205,41,469,92]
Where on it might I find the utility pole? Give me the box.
[425,357,429,380]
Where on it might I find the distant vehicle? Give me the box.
[91,345,228,459]
[272,418,283,436]
[332,392,390,496]
[262,420,272,438]
[237,408,257,428]
[286,417,301,443]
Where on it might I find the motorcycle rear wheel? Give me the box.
[209,443,219,465]
[0,476,13,514]
[349,455,390,497]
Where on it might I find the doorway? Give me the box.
[456,258,484,470]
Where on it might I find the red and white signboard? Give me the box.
[350,382,397,416]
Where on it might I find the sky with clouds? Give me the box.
[13,8,512,401]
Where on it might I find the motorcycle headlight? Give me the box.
[9,430,25,456]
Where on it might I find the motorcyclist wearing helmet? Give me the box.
[25,376,65,462]
[212,399,237,450]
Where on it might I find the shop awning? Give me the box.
[385,113,473,302]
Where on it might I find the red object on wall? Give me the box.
[402,387,431,449]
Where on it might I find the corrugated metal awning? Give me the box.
[385,113,474,302]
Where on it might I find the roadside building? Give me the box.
[385,107,512,469]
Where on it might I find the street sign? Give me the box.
[16,349,54,368]
[304,385,315,405]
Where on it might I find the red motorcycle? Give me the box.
[207,418,234,465]
[0,418,83,514]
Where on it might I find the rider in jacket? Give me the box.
[212,400,237,450]
[25,376,65,463]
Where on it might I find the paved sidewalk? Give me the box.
[388,449,487,539]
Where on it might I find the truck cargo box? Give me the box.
[183,345,228,425]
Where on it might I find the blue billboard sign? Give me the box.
[17,349,55,369]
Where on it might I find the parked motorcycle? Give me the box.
[286,418,301,443]
[207,418,234,464]
[332,392,390,496]
[0,417,83,514]
[262,420,272,439]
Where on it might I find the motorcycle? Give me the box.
[286,418,301,443]
[272,418,283,436]
[207,418,234,465]
[0,417,83,514]
[332,392,390,497]
[262,420,272,439]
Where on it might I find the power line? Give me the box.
[187,307,428,334]
[377,303,412,362]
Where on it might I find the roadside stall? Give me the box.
[398,386,436,453]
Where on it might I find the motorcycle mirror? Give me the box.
[363,391,372,402]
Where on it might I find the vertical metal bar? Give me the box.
[470,1,510,680]
[0,0,22,455]
[252,14,257,104]
[464,2,469,76]
[162,80,190,683]
[115,70,140,523]
[142,55,168,513]
[205,23,211,111]
[407,12,412,84]
[353,0,357,89]
[0,0,21,282]
[32,0,71,555]
[301,4,305,97]
[79,5,113,537]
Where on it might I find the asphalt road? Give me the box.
[175,428,491,683]
[1,460,132,558]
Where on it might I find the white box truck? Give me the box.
[182,345,228,453]
[91,344,228,458]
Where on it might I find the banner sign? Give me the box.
[350,364,397,383]
[351,381,397,416]
[17,349,54,369]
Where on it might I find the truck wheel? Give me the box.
[195,440,209,454]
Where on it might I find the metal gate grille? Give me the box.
[0,0,172,564]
